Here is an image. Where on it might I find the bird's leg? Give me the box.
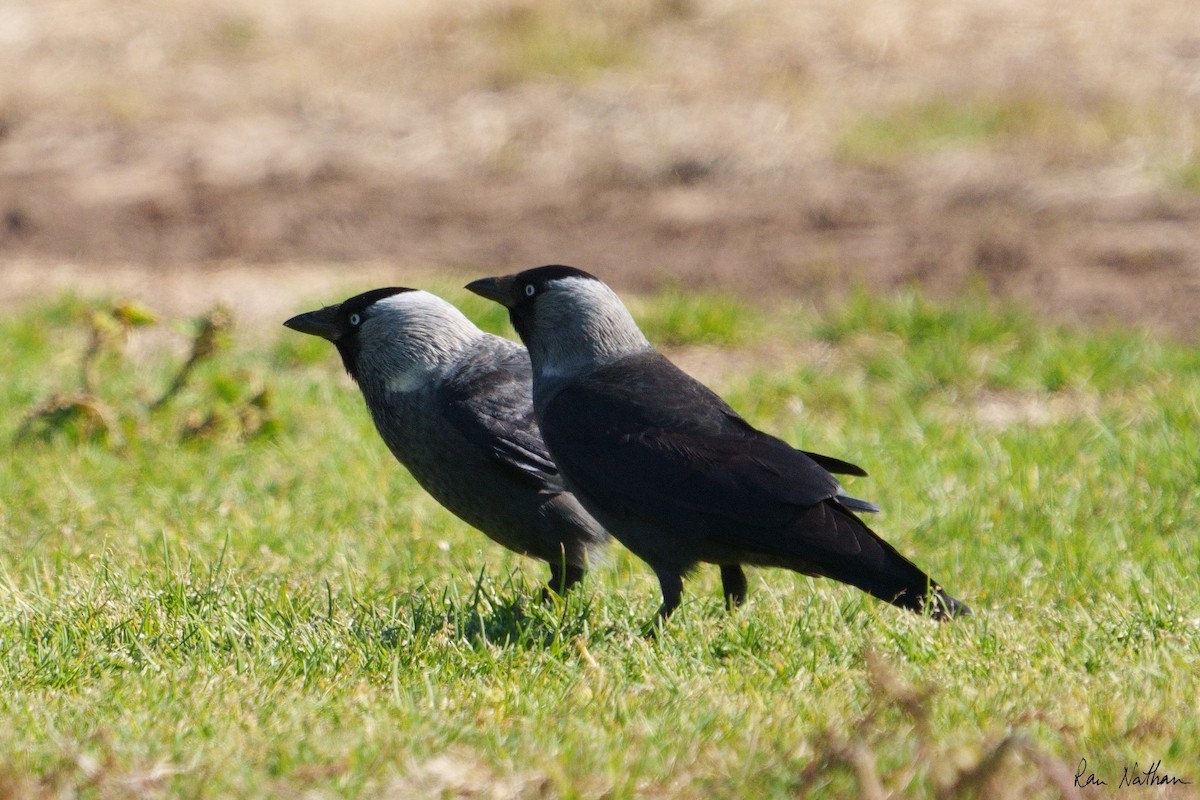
[719,564,747,611]
[544,561,585,599]
[655,571,683,620]
[637,571,683,639]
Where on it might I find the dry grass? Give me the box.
[2,0,1199,338]
[794,651,1085,800]
[2,0,1197,184]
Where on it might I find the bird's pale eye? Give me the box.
[524,284,536,297]
[349,313,362,326]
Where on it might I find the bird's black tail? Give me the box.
[794,501,970,621]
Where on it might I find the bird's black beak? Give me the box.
[465,275,521,308]
[283,305,341,341]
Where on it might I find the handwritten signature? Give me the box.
[1075,758,1191,789]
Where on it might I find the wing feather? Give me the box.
[541,352,851,532]
[439,339,563,490]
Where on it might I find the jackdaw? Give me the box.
[284,287,609,595]
[467,266,969,621]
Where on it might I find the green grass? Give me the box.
[1,289,1198,798]
[836,95,1053,165]
[482,0,646,87]
[628,287,762,347]
[1175,159,1200,192]
[834,92,1158,167]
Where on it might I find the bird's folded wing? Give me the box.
[438,352,562,490]
[548,392,888,559]
[542,365,846,531]
[800,450,867,477]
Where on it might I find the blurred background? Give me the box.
[1,0,1198,337]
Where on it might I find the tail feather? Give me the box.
[793,501,970,621]
[836,492,881,514]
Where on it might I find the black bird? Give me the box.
[467,266,969,621]
[284,287,609,595]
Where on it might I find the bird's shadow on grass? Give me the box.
[353,571,596,652]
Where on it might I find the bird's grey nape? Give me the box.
[520,275,651,382]
[350,291,489,394]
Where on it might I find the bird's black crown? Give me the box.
[340,287,415,319]
[514,265,600,290]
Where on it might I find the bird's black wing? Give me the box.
[542,354,961,618]
[801,451,867,477]
[438,340,562,490]
[654,367,868,478]
[542,352,855,541]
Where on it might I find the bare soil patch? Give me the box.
[2,0,1198,337]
